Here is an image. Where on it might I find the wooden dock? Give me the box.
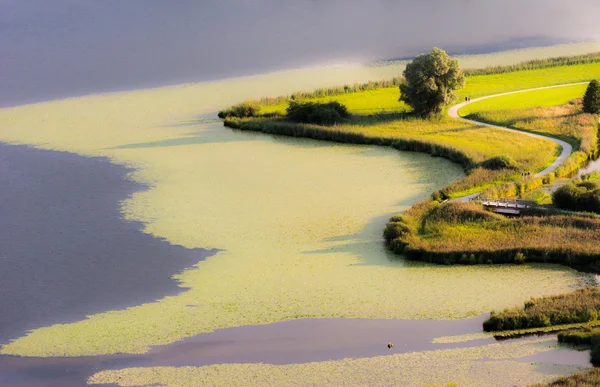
[471,197,536,215]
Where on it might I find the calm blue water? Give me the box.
[0,144,217,346]
[1,0,599,106]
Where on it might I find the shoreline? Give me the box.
[3,41,600,110]
[0,315,592,387]
[0,142,218,345]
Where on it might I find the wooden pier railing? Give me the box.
[470,197,536,215]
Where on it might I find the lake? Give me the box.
[1,0,600,106]
[1,1,600,385]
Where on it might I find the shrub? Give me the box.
[218,102,259,118]
[389,215,407,223]
[479,155,519,171]
[583,79,600,114]
[383,222,412,243]
[553,175,600,213]
[286,101,349,125]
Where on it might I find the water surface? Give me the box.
[1,1,600,106]
[0,143,216,345]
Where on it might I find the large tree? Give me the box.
[583,79,600,114]
[399,47,465,116]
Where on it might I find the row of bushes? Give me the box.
[463,51,600,77]
[482,287,600,332]
[553,172,600,213]
[253,77,405,107]
[224,116,476,170]
[217,102,260,119]
[223,116,527,201]
[390,240,600,267]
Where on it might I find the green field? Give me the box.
[258,63,600,116]
[458,84,588,116]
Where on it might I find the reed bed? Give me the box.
[225,115,555,198]
[386,201,600,267]
[483,287,600,331]
[529,369,600,387]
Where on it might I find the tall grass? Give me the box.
[463,51,600,77]
[225,115,555,198]
[483,287,600,331]
[558,328,599,345]
[250,77,404,108]
[386,200,600,267]
[528,368,600,387]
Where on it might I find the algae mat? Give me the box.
[88,338,587,387]
[0,60,593,357]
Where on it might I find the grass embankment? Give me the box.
[459,85,599,198]
[222,59,600,198]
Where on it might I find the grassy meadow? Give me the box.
[257,62,600,116]
[457,85,598,198]
[460,85,597,155]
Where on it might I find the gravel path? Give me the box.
[447,83,589,202]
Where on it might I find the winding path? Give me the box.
[447,82,588,201]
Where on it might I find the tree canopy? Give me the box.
[399,47,465,116]
[583,79,600,114]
